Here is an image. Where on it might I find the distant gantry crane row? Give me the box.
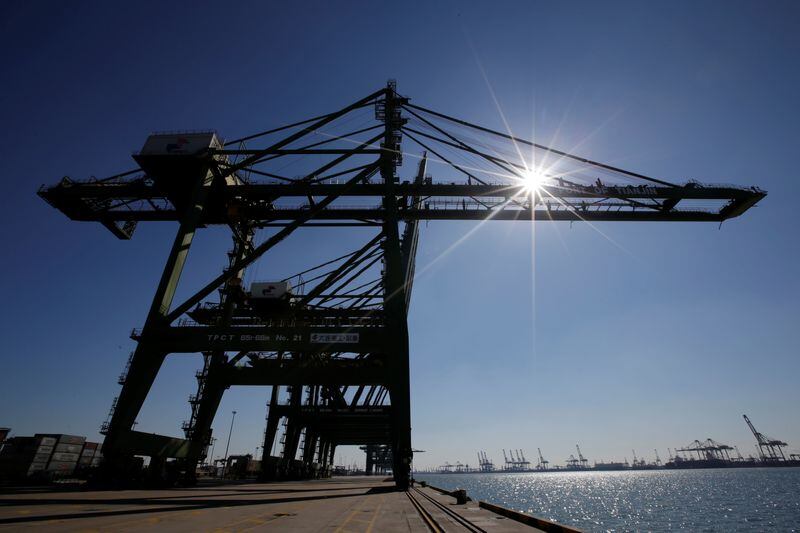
[434,418,798,472]
[38,81,766,489]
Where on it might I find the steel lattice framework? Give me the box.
[39,81,765,488]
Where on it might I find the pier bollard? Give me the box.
[452,488,468,504]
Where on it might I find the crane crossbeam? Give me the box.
[40,180,764,231]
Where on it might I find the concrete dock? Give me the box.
[0,477,549,532]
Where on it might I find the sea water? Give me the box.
[416,468,800,532]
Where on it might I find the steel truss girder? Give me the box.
[134,325,387,353]
[222,358,388,386]
[40,182,764,223]
[164,163,382,324]
[267,405,394,446]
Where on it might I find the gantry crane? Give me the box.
[518,449,528,466]
[477,450,494,472]
[516,449,531,470]
[675,439,734,462]
[537,448,549,470]
[38,81,765,489]
[743,414,788,462]
[576,444,589,469]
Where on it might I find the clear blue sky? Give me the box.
[1,1,797,469]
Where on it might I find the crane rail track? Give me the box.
[406,489,444,532]
[408,487,487,532]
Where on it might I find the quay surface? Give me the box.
[0,476,551,532]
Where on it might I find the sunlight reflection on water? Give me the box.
[417,468,800,532]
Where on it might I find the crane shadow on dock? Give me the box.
[0,478,399,526]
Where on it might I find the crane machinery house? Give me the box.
[249,281,294,310]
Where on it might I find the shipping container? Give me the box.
[33,452,52,463]
[83,442,99,450]
[56,435,85,446]
[36,436,57,447]
[27,461,47,474]
[33,434,85,446]
[4,436,37,450]
[50,452,80,463]
[55,443,83,454]
[46,461,76,473]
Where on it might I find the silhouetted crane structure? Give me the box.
[501,449,530,471]
[361,444,392,475]
[537,448,549,471]
[676,439,734,463]
[515,449,531,470]
[576,444,589,469]
[743,414,788,462]
[477,451,494,472]
[438,462,454,473]
[38,81,765,489]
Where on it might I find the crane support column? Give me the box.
[101,169,214,483]
[379,82,413,489]
[180,227,254,483]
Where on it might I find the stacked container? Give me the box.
[44,435,85,476]
[78,442,98,467]
[76,442,103,471]
[0,435,58,479]
[28,435,58,475]
[0,434,101,480]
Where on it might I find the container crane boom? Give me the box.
[743,414,787,461]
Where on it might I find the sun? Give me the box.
[521,169,547,193]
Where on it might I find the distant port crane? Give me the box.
[743,414,788,462]
[576,444,589,469]
[565,455,580,469]
[676,439,734,462]
[537,448,549,471]
[477,450,494,472]
[516,449,530,469]
[502,448,531,471]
